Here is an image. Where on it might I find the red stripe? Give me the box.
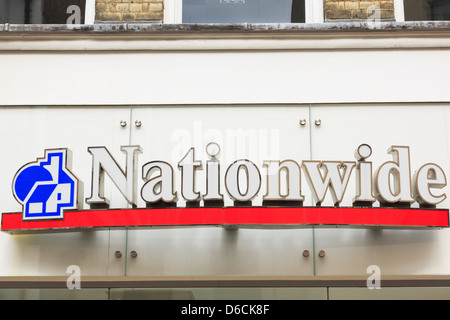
[2,207,448,233]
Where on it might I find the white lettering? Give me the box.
[413,163,447,206]
[225,160,261,202]
[178,148,202,203]
[181,304,215,317]
[203,143,223,204]
[80,144,446,209]
[375,146,414,205]
[354,144,376,205]
[86,145,142,208]
[141,161,177,204]
[302,161,356,206]
[263,160,304,202]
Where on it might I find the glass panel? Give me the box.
[126,105,314,276]
[0,288,108,300]
[0,0,86,24]
[0,106,131,276]
[310,104,450,276]
[110,287,327,300]
[405,0,450,21]
[182,0,305,23]
[4,286,450,300]
[330,287,450,300]
[125,228,314,276]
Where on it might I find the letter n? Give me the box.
[86,145,142,208]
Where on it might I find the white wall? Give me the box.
[1,29,450,278]
[0,32,449,106]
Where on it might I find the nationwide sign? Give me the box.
[1,143,449,234]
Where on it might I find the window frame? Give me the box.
[394,0,405,22]
[83,0,445,25]
[85,0,96,24]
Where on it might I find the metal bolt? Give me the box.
[315,119,322,126]
[318,250,326,258]
[130,250,138,259]
[115,251,122,258]
[120,120,127,127]
[302,250,310,257]
[299,119,307,126]
[135,120,142,127]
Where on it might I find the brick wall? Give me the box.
[324,0,395,20]
[96,0,163,22]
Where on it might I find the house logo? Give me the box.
[12,149,79,220]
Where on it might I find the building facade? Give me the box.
[1,0,450,300]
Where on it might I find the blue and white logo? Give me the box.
[12,149,79,220]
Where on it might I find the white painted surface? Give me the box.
[0,29,450,277]
[85,0,96,24]
[0,48,449,106]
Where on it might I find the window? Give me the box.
[0,0,86,24]
[182,0,306,23]
[404,0,450,21]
